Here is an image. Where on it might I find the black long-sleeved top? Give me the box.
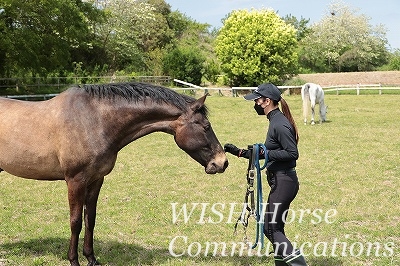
[240,108,298,171]
[264,108,298,171]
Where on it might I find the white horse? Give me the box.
[301,83,328,125]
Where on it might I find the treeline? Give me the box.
[0,0,399,90]
[0,0,211,85]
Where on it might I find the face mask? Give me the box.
[254,103,265,115]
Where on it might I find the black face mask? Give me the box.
[254,103,265,115]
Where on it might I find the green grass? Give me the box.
[1,93,400,265]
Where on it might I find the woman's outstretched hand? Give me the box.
[224,143,240,156]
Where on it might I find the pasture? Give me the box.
[1,93,400,265]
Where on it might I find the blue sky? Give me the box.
[166,0,400,50]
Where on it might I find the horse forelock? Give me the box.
[80,82,206,115]
[196,104,209,119]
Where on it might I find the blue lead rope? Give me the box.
[251,143,267,249]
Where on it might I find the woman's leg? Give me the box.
[264,171,299,257]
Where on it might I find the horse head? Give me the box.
[320,104,328,122]
[171,94,228,174]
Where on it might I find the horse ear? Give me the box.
[190,93,209,111]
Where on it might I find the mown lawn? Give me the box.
[1,93,400,265]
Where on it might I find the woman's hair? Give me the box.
[273,98,299,144]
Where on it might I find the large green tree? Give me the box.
[0,0,103,77]
[91,0,157,73]
[161,10,213,84]
[215,9,298,86]
[299,1,389,72]
[283,14,311,41]
[162,46,205,85]
[0,0,219,83]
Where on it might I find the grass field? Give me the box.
[1,93,400,265]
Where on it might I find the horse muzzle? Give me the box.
[205,154,228,174]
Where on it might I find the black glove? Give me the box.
[224,143,241,156]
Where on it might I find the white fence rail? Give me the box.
[229,84,400,96]
[323,83,395,95]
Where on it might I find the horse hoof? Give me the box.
[87,260,101,266]
[70,260,80,266]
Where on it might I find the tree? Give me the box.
[1,0,225,84]
[388,49,400,70]
[92,0,213,78]
[0,0,103,77]
[299,1,389,72]
[92,0,156,73]
[215,9,298,86]
[162,46,205,85]
[203,59,221,85]
[283,14,311,41]
[161,9,214,84]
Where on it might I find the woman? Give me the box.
[224,83,307,266]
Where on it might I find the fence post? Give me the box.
[357,84,360,95]
[379,83,382,95]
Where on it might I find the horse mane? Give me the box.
[79,82,208,117]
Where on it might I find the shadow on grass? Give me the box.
[0,237,265,265]
[0,238,343,265]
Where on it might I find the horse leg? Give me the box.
[302,98,309,125]
[67,177,87,266]
[319,104,323,124]
[83,177,104,266]
[310,98,316,125]
[310,104,316,125]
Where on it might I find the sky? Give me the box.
[166,0,400,51]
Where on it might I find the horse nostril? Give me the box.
[223,160,229,170]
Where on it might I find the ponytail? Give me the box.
[280,98,299,144]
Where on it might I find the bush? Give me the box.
[162,47,205,86]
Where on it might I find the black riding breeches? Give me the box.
[264,169,299,256]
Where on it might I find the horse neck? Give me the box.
[318,94,325,107]
[101,101,182,151]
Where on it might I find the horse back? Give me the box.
[302,83,324,102]
[0,91,112,180]
[314,84,325,104]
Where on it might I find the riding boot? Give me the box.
[274,255,288,265]
[283,249,307,266]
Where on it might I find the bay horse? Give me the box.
[0,82,228,266]
[301,83,328,125]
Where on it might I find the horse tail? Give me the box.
[280,98,299,144]
[301,84,310,124]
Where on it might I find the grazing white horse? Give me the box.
[301,83,328,125]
